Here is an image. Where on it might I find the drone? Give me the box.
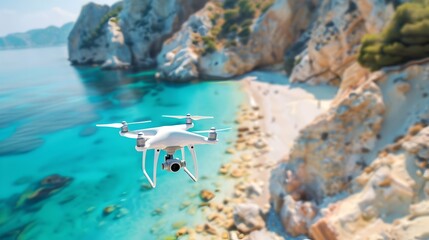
[96,114,230,188]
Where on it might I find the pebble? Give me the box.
[200,190,216,202]
[226,148,236,154]
[102,205,116,216]
[230,169,245,178]
[204,223,217,235]
[176,227,188,237]
[240,153,252,161]
[172,220,186,229]
[195,225,204,233]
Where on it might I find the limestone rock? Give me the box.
[68,2,112,65]
[198,0,319,79]
[290,0,395,85]
[233,203,265,233]
[280,196,317,236]
[69,0,207,69]
[157,2,215,81]
[101,18,131,69]
[119,0,207,68]
[247,229,283,240]
[271,80,385,203]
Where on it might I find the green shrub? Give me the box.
[80,5,123,48]
[202,36,217,55]
[223,0,237,9]
[238,0,256,19]
[358,1,429,70]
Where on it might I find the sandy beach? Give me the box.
[239,70,338,204]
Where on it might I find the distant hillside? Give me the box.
[0,22,74,50]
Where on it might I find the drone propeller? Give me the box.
[193,127,231,133]
[162,114,213,120]
[96,120,151,128]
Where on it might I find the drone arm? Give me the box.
[183,145,198,182]
[141,149,159,188]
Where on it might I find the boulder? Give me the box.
[233,203,265,233]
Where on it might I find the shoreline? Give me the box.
[182,70,338,239]
[198,71,337,239]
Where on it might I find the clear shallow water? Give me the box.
[0,46,244,239]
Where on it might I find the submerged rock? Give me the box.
[102,205,116,216]
[17,174,73,207]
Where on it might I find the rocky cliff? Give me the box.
[289,0,396,85]
[68,0,207,68]
[268,0,429,238]
[69,0,319,78]
[157,0,319,80]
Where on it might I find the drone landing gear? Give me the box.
[181,146,198,182]
[141,146,199,188]
[141,149,159,188]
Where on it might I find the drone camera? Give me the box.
[162,157,185,172]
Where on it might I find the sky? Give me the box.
[0,0,118,36]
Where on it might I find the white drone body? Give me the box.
[96,114,229,188]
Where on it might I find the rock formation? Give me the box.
[156,2,217,81]
[233,203,265,233]
[198,0,319,78]
[68,2,112,65]
[68,0,207,67]
[270,57,429,237]
[101,18,131,69]
[290,0,395,85]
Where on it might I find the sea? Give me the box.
[0,46,244,239]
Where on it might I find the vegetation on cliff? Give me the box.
[80,4,123,49]
[199,0,274,54]
[358,0,429,70]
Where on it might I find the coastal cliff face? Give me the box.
[289,0,395,85]
[68,3,111,65]
[271,61,429,238]
[262,0,429,238]
[157,0,319,80]
[68,0,206,68]
[68,0,318,78]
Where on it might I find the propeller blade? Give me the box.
[193,127,231,133]
[162,115,187,119]
[127,120,152,125]
[191,116,214,120]
[96,120,151,129]
[162,114,213,120]
[96,123,123,128]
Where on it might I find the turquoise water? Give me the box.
[0,46,244,239]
